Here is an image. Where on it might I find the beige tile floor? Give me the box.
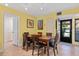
[0,42,79,56]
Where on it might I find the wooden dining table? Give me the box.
[27,34,39,37]
[27,34,54,56]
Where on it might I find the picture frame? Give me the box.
[27,19,34,28]
[38,20,43,30]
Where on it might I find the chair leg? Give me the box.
[32,42,35,56]
[53,48,56,56]
[44,47,46,54]
[38,47,40,56]
[56,47,58,54]
[32,46,34,55]
[26,44,28,51]
[23,41,25,49]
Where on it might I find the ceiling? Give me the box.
[1,3,79,16]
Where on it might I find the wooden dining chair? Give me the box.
[23,32,33,51]
[38,32,47,55]
[32,35,46,56]
[23,32,29,49]
[49,33,59,56]
[46,33,52,37]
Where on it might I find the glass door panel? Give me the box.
[62,21,70,37]
[60,20,72,43]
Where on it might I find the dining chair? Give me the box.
[32,35,46,56]
[46,33,52,37]
[23,32,29,49]
[23,32,33,51]
[43,33,52,54]
[49,33,59,56]
[38,32,47,55]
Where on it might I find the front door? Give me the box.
[60,19,72,43]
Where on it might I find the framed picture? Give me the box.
[27,19,34,28]
[38,20,43,30]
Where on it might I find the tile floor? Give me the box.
[0,42,79,56]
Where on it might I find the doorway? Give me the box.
[4,14,19,49]
[60,19,72,43]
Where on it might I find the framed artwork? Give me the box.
[27,19,34,28]
[38,20,43,30]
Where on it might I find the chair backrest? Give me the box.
[54,33,60,45]
[49,33,60,47]
[46,33,52,37]
[55,33,59,41]
[31,34,40,45]
[38,32,42,37]
[23,32,29,39]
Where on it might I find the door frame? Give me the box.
[3,13,20,49]
[74,18,79,45]
[12,16,20,46]
[60,19,72,43]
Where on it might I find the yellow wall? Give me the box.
[0,13,3,48]
[62,7,79,15]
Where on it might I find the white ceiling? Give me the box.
[1,3,79,16]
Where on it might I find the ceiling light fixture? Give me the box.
[25,8,28,11]
[5,3,8,6]
[40,8,43,10]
